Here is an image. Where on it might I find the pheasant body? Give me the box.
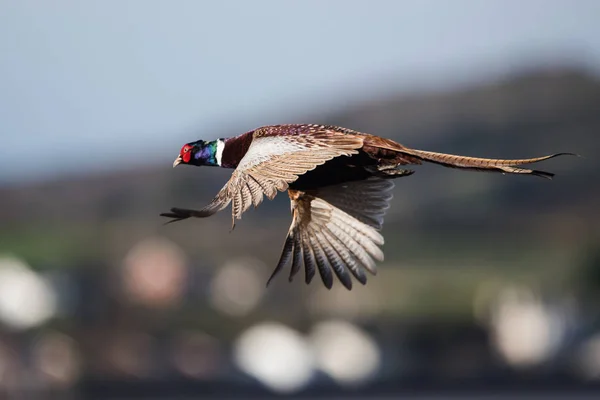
[163,124,574,290]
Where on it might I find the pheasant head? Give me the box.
[172,139,223,168]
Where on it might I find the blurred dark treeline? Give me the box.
[0,67,599,398]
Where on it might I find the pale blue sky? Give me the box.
[1,0,599,183]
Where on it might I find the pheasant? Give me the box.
[161,124,573,290]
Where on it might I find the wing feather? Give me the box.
[246,176,264,207]
[160,183,231,224]
[302,232,317,284]
[266,235,294,287]
[321,228,366,286]
[326,221,377,273]
[289,234,303,282]
[240,183,253,213]
[308,233,334,289]
[317,230,353,290]
[267,177,392,289]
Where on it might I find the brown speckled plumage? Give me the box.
[162,124,576,290]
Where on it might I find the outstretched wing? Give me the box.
[267,177,394,290]
[160,182,231,224]
[162,125,364,227]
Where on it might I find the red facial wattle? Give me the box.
[181,145,192,163]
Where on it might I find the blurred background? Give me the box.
[1,1,599,399]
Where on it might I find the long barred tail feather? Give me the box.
[398,150,579,180]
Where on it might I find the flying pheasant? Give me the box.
[161,124,573,290]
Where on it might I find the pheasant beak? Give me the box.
[173,155,182,168]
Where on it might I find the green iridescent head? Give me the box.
[173,139,222,167]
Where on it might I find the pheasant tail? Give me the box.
[401,150,578,179]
